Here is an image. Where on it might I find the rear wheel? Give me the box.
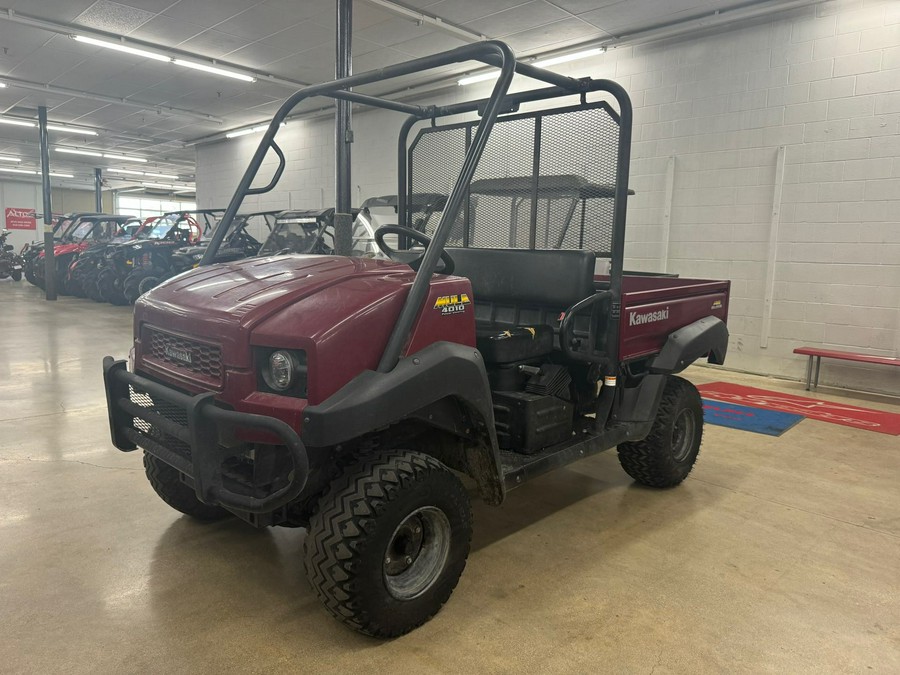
[304,449,472,637]
[143,452,230,521]
[123,270,148,304]
[97,269,127,305]
[617,376,703,487]
[138,274,161,296]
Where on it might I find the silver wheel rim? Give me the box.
[671,408,695,462]
[383,506,451,600]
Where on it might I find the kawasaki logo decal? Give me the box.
[164,345,193,365]
[629,307,669,326]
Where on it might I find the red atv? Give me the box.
[104,42,729,637]
[36,215,139,295]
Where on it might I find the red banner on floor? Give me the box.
[698,382,900,435]
[5,207,36,230]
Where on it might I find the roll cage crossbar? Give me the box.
[200,40,632,375]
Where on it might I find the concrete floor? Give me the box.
[1,279,898,674]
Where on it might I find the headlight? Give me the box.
[262,350,299,391]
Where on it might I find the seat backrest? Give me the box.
[447,247,595,329]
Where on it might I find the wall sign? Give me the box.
[5,207,36,230]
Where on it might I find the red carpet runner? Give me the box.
[697,382,900,436]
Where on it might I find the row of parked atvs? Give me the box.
[17,207,358,304]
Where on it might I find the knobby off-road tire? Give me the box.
[617,375,703,488]
[304,449,472,638]
[143,452,229,521]
[97,269,127,305]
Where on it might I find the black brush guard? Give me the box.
[103,358,308,513]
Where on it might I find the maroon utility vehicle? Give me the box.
[103,42,730,637]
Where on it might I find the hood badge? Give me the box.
[164,344,193,365]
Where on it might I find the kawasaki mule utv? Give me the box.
[103,41,730,638]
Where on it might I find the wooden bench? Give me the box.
[793,347,900,390]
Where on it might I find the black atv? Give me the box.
[122,210,277,304]
[67,217,143,298]
[96,212,212,305]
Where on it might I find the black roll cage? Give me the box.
[200,40,632,377]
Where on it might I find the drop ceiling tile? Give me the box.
[162,0,260,27]
[465,1,571,38]
[392,32,468,58]
[10,0,97,23]
[130,14,207,43]
[356,17,433,47]
[226,43,295,69]
[262,20,334,52]
[116,0,177,12]
[7,48,79,82]
[215,2,305,41]
[74,0,155,34]
[503,17,607,53]
[425,0,537,26]
[549,0,624,15]
[178,30,250,60]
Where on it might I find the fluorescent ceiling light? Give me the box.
[225,123,285,139]
[0,155,20,162]
[173,59,256,82]
[457,72,499,86]
[73,35,170,62]
[55,148,148,162]
[102,153,147,163]
[108,168,179,180]
[0,118,35,128]
[534,48,605,68]
[74,34,256,83]
[457,46,606,86]
[141,181,195,190]
[46,124,99,137]
[0,167,75,178]
[0,83,6,88]
[56,148,102,157]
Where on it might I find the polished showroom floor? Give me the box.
[1,280,898,673]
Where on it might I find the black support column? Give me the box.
[333,0,353,255]
[38,106,55,301]
[94,168,103,212]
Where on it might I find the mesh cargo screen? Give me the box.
[407,102,620,256]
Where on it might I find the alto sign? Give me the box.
[5,207,36,230]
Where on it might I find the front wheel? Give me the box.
[304,449,472,638]
[143,453,230,521]
[617,376,703,487]
[11,269,21,281]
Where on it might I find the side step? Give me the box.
[499,421,650,491]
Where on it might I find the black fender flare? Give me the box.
[649,315,729,374]
[301,341,504,503]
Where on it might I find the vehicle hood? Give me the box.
[135,255,416,375]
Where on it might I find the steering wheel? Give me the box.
[374,225,455,275]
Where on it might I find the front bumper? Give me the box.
[103,357,308,514]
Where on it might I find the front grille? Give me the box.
[129,385,192,460]
[146,328,222,382]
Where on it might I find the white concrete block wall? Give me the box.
[196,0,900,395]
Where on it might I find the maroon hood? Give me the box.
[139,254,412,330]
